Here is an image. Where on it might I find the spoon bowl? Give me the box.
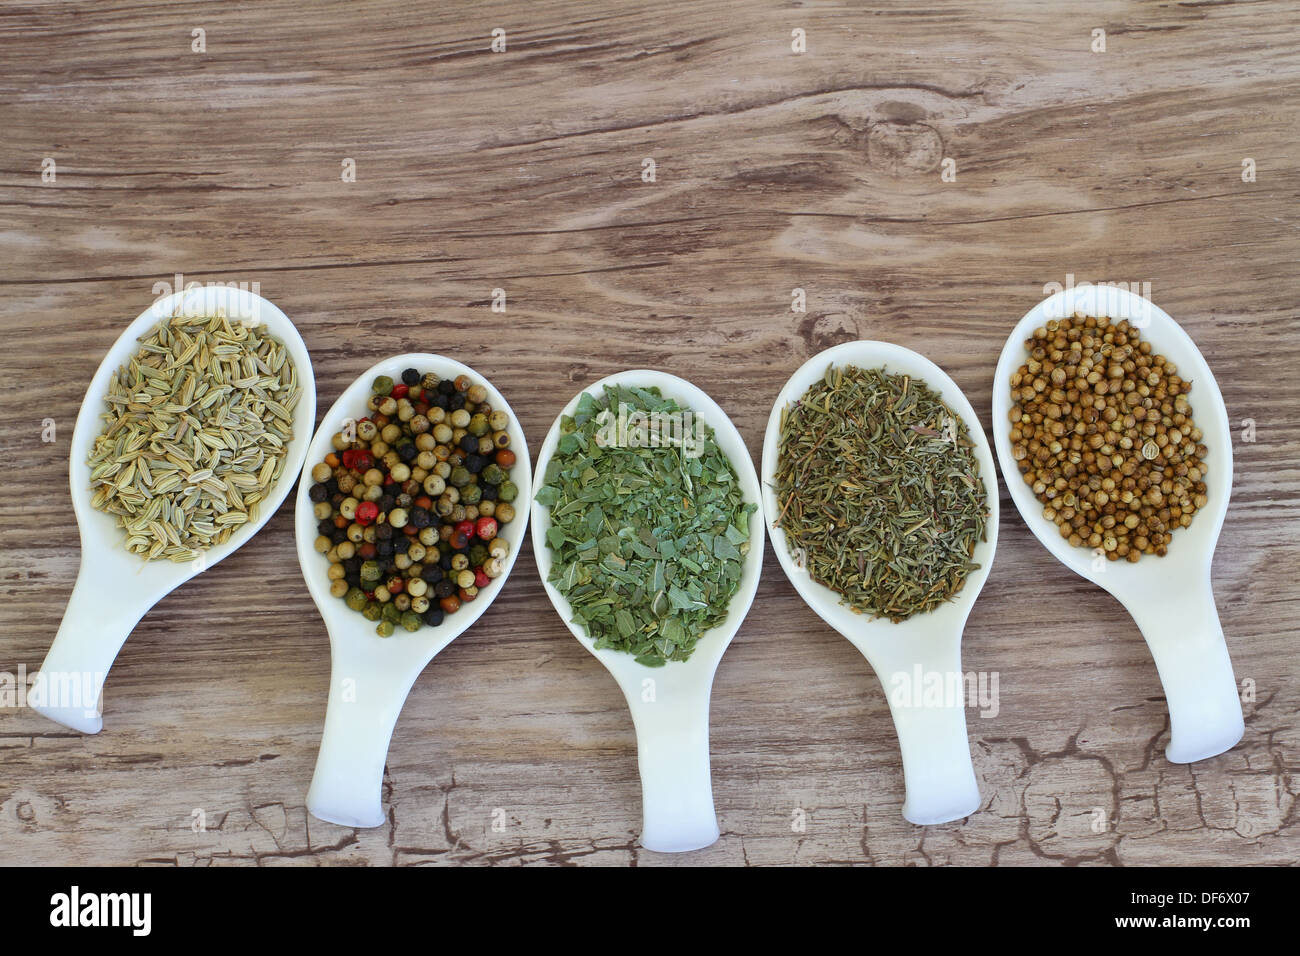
[299,354,531,828]
[32,286,315,733]
[762,341,999,825]
[530,370,764,852]
[992,286,1242,763]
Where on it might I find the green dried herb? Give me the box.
[538,384,756,666]
[773,364,988,622]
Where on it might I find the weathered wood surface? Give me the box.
[1,0,1297,866]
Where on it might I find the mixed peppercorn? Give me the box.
[310,368,519,636]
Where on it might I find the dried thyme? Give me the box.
[86,311,299,561]
[537,384,755,666]
[773,365,988,622]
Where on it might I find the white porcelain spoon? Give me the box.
[31,286,315,734]
[992,286,1243,763]
[301,353,531,828]
[530,371,765,853]
[762,341,999,826]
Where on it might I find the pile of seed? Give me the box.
[1008,313,1208,562]
[87,312,299,561]
[310,369,519,637]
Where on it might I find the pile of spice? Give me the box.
[537,384,755,667]
[310,369,518,636]
[87,311,300,561]
[773,365,988,622]
[1008,313,1208,561]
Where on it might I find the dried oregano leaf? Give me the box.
[538,384,756,666]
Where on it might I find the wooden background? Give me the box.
[1,0,1297,866]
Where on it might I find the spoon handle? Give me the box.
[31,560,148,733]
[1126,579,1244,763]
[865,631,981,825]
[625,689,719,852]
[307,648,422,829]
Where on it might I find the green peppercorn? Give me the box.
[345,587,367,611]
[400,611,422,632]
[362,601,383,621]
[450,466,472,487]
[468,543,488,567]
[460,483,482,505]
[373,375,394,395]
[376,620,395,638]
[360,560,383,583]
[481,463,505,485]
[382,602,402,624]
[498,480,518,502]
[468,414,490,437]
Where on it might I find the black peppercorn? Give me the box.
[435,579,456,598]
[401,368,420,386]
[458,434,478,453]
[393,536,410,553]
[439,554,453,570]
[309,483,328,503]
[331,528,347,544]
[410,507,432,528]
[317,518,335,537]
[464,454,485,474]
[397,443,417,462]
[421,564,444,583]
[480,482,498,501]
[324,477,339,496]
[376,540,394,558]
[422,608,445,627]
[379,493,396,513]
[343,556,362,574]
[438,379,456,395]
[431,392,449,411]
[375,523,393,541]
[449,392,466,411]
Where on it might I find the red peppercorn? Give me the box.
[341,449,359,470]
[458,587,476,603]
[414,495,433,510]
[496,449,516,468]
[358,542,376,560]
[332,515,348,529]
[474,568,490,588]
[455,520,475,538]
[386,577,405,594]
[450,530,469,550]
[351,451,373,472]
[391,383,409,400]
[440,596,461,614]
[475,516,498,540]
[355,501,379,526]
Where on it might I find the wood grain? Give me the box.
[1,0,1297,866]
